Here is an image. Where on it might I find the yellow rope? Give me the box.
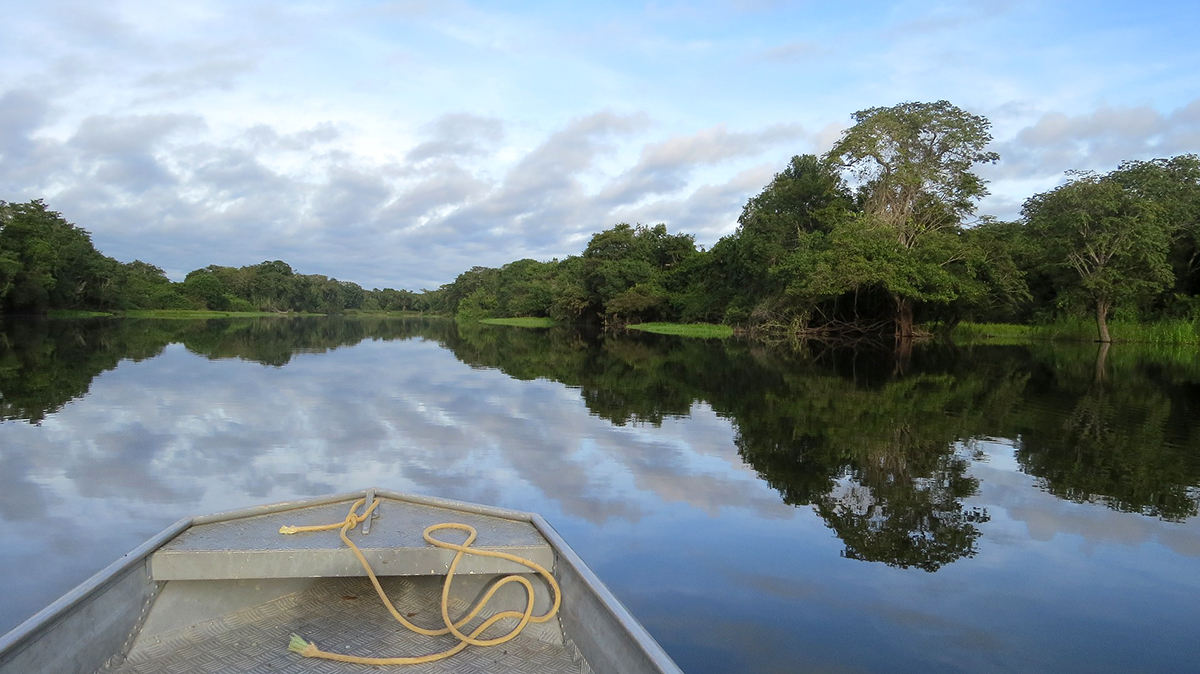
[278,498,561,666]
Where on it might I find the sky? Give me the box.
[1,0,1198,290]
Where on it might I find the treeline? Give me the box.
[0,200,430,315]
[5,100,1198,338]
[432,101,1200,342]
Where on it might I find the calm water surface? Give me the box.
[1,317,1198,673]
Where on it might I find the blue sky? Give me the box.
[1,0,1198,289]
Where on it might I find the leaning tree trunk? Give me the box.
[1094,341,1110,384]
[893,295,915,341]
[1095,299,1112,343]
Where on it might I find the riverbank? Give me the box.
[626,322,734,338]
[951,318,1200,345]
[39,309,437,320]
[474,318,735,338]
[479,317,555,328]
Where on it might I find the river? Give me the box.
[1,316,1198,673]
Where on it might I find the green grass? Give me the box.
[1027,317,1200,344]
[952,319,1200,345]
[120,309,319,319]
[342,309,428,317]
[949,322,1034,344]
[46,309,114,318]
[627,322,734,338]
[479,317,555,328]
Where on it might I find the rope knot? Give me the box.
[278,497,560,666]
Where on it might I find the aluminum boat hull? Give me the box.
[0,489,682,674]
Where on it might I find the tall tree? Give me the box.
[580,223,696,326]
[1109,154,1200,309]
[710,154,853,324]
[1023,174,1173,342]
[0,200,116,314]
[827,101,999,338]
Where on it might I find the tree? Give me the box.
[0,200,117,314]
[182,269,233,310]
[1110,154,1200,313]
[827,101,999,338]
[581,223,697,325]
[115,260,180,309]
[937,219,1032,325]
[710,154,853,324]
[1023,174,1173,342]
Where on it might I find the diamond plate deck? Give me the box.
[107,576,587,674]
[152,497,554,580]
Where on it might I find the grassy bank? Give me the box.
[952,319,1200,345]
[343,309,429,317]
[627,322,734,338]
[479,317,555,328]
[120,309,320,319]
[949,323,1033,344]
[46,310,114,318]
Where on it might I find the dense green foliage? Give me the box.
[4,101,1199,341]
[426,104,1198,342]
[0,200,125,314]
[1023,173,1173,341]
[0,200,430,316]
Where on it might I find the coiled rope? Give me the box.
[280,497,561,666]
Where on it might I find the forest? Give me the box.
[431,102,1200,343]
[0,200,426,316]
[2,100,1198,342]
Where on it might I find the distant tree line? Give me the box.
[430,102,1200,342]
[0,200,431,315]
[4,100,1198,339]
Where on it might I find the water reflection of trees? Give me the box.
[0,316,455,422]
[2,317,1199,568]
[717,349,1021,571]
[1014,344,1200,521]
[448,328,1200,568]
[446,329,1023,570]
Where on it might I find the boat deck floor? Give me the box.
[105,576,590,674]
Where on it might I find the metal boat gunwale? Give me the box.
[0,487,682,674]
[0,517,188,659]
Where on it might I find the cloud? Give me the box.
[410,111,652,257]
[614,163,778,243]
[989,98,1200,180]
[599,123,803,207]
[884,0,1020,37]
[137,56,257,96]
[242,123,341,152]
[0,93,805,288]
[310,166,395,236]
[379,164,489,228]
[406,113,505,162]
[68,113,205,192]
[756,41,823,63]
[976,97,1200,218]
[501,111,648,204]
[0,90,66,194]
[0,90,51,159]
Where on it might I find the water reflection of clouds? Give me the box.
[3,332,1199,673]
[967,440,1200,559]
[0,335,791,632]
